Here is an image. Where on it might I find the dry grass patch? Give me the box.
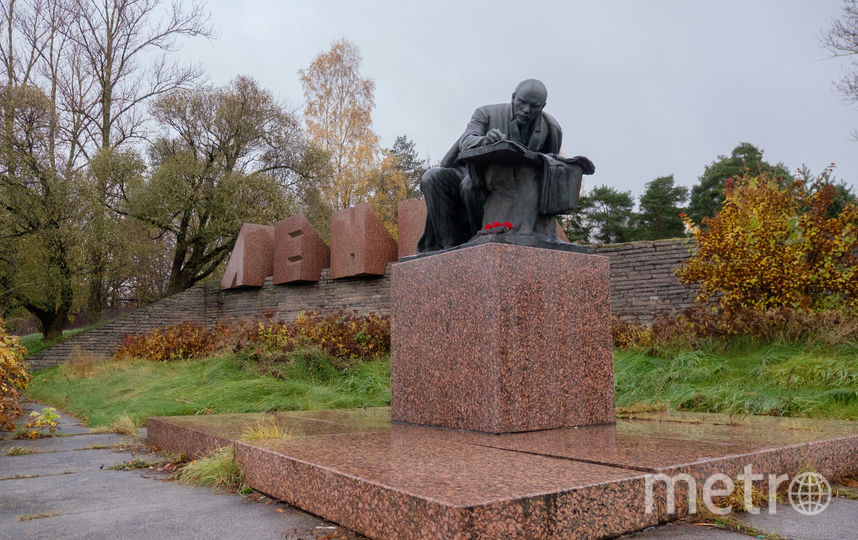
[17,512,58,521]
[615,401,668,415]
[177,446,245,491]
[59,347,110,379]
[5,445,35,456]
[240,417,291,441]
[90,413,140,440]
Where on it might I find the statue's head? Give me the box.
[511,79,547,126]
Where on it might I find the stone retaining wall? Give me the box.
[26,239,697,370]
[589,238,698,324]
[26,268,391,371]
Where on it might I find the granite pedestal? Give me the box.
[391,242,614,433]
[147,409,858,540]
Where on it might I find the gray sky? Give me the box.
[182,0,858,202]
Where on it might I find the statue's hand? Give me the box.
[482,128,505,146]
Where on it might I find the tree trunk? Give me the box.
[165,267,195,297]
[36,306,68,342]
[86,252,105,323]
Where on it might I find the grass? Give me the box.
[240,418,291,441]
[5,446,35,456]
[178,446,244,490]
[23,332,858,427]
[688,511,784,540]
[26,347,391,427]
[835,486,858,500]
[17,512,59,521]
[614,338,858,420]
[90,414,140,438]
[108,459,156,470]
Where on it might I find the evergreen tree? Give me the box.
[388,135,429,199]
[688,143,791,224]
[565,185,635,244]
[633,175,688,240]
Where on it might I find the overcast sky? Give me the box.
[181,0,858,202]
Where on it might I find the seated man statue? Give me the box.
[417,79,562,253]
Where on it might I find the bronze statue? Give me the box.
[417,79,593,254]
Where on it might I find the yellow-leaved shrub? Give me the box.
[0,319,31,430]
[677,170,858,315]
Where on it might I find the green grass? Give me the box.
[18,322,106,356]
[24,334,858,426]
[178,446,244,490]
[25,348,391,427]
[614,338,858,420]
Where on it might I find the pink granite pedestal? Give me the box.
[391,242,614,433]
[147,409,858,540]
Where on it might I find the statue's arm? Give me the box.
[459,108,493,151]
[544,112,563,154]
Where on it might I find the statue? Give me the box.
[417,79,594,254]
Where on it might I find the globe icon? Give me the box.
[788,472,831,516]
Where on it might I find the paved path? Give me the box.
[622,480,858,539]
[2,403,857,539]
[0,403,355,540]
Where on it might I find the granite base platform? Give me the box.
[147,409,858,540]
[391,243,614,433]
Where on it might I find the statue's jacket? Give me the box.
[439,103,563,168]
[439,102,592,215]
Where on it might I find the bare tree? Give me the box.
[58,0,213,320]
[822,0,858,136]
[0,0,85,340]
[0,0,212,338]
[65,0,213,152]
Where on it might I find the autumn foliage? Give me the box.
[613,306,858,352]
[237,311,390,361]
[676,168,858,314]
[114,311,391,364]
[1,319,31,430]
[114,322,229,362]
[299,39,378,211]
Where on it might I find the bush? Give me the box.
[114,321,232,362]
[614,306,858,352]
[677,168,858,314]
[1,319,31,430]
[15,407,59,439]
[113,311,391,365]
[237,311,390,362]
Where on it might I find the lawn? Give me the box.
[614,338,858,420]
[26,349,391,427]
[24,337,858,426]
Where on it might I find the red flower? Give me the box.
[484,221,513,230]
